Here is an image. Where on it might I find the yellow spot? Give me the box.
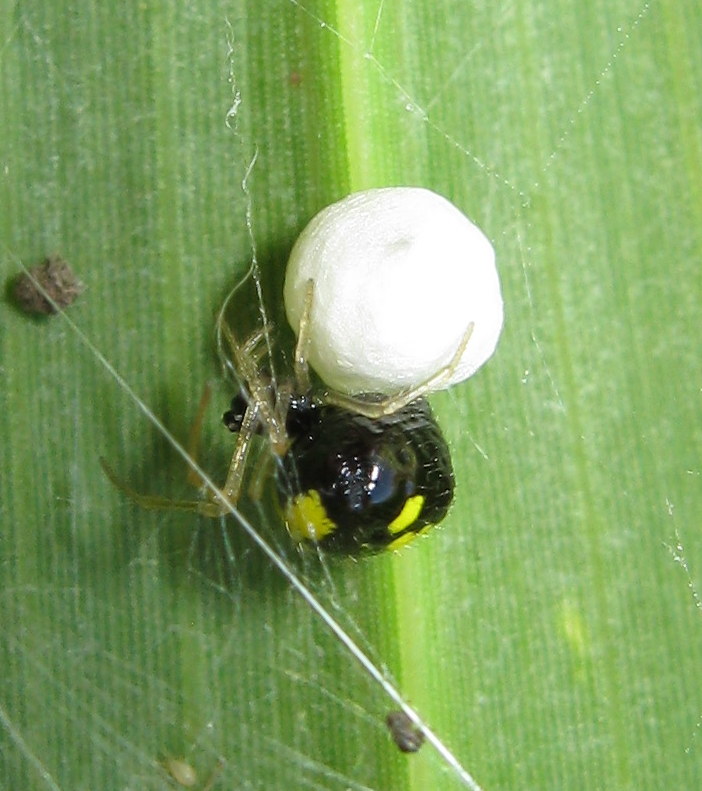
[558,601,589,656]
[285,490,337,543]
[388,495,425,534]
[386,524,432,552]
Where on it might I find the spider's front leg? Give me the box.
[101,371,262,518]
[100,413,257,519]
[292,278,315,393]
[323,320,475,419]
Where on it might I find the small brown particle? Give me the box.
[12,254,84,315]
[386,710,425,753]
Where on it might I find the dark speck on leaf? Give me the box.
[386,710,425,753]
[12,254,84,316]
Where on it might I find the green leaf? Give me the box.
[2,1,701,789]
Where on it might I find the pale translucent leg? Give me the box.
[101,402,258,519]
[102,322,283,518]
[292,278,315,393]
[247,448,274,503]
[323,321,475,418]
[186,382,213,488]
[217,400,260,507]
[100,457,224,517]
[219,321,289,453]
[200,758,226,791]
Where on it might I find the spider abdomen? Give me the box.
[279,398,454,555]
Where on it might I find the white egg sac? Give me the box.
[284,187,503,395]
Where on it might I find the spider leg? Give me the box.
[103,313,293,518]
[200,757,226,791]
[323,320,475,418]
[248,443,283,503]
[186,381,213,488]
[292,278,314,393]
[101,395,266,519]
[100,457,227,518]
[219,320,290,454]
[216,400,260,507]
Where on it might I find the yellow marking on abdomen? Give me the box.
[387,524,433,552]
[285,490,337,543]
[388,495,425,535]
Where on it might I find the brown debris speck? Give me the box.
[386,710,425,753]
[12,254,84,315]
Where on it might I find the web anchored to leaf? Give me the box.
[666,525,702,754]
[3,0,697,789]
[287,0,655,198]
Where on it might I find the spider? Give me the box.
[103,281,471,556]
